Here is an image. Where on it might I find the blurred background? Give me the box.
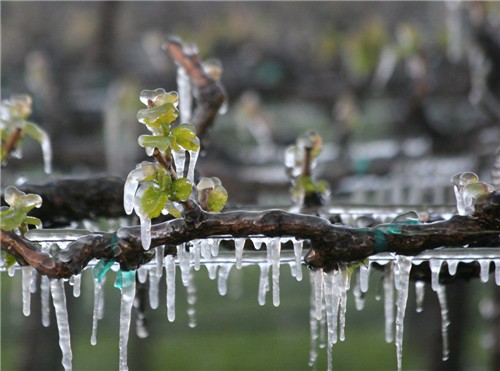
[1,1,500,370]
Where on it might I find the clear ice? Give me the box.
[148,268,160,309]
[116,270,136,371]
[394,256,412,371]
[436,284,450,361]
[41,275,51,327]
[50,279,73,371]
[22,266,33,316]
[165,255,176,322]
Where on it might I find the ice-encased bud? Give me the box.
[451,172,479,215]
[462,181,495,215]
[140,88,166,106]
[1,94,32,120]
[4,186,42,210]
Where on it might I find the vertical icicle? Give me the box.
[177,244,190,287]
[314,269,324,320]
[187,271,197,328]
[191,241,201,271]
[479,259,491,283]
[116,271,136,371]
[394,255,412,371]
[177,66,192,123]
[91,279,103,346]
[429,259,443,292]
[293,239,303,281]
[495,260,500,285]
[234,238,245,269]
[186,149,199,183]
[22,266,33,316]
[353,268,365,311]
[436,284,450,361]
[30,270,38,294]
[155,245,164,278]
[338,264,350,342]
[172,150,186,179]
[258,263,270,306]
[269,238,281,307]
[137,266,148,284]
[359,263,370,293]
[415,281,425,313]
[72,274,81,298]
[148,268,159,310]
[447,260,459,276]
[384,263,395,343]
[217,264,232,296]
[50,279,73,371]
[165,255,176,322]
[41,275,51,327]
[308,270,320,367]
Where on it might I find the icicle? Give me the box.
[394,255,412,371]
[187,272,197,328]
[91,279,103,346]
[217,264,232,296]
[137,266,148,284]
[115,270,136,371]
[206,263,218,280]
[415,281,425,313]
[148,268,159,310]
[139,215,151,250]
[8,265,16,277]
[178,244,190,287]
[41,275,51,327]
[186,149,199,183]
[479,259,491,283]
[191,241,201,271]
[429,259,443,292]
[293,239,303,281]
[323,270,342,371]
[314,269,324,320]
[177,66,192,123]
[436,284,450,361]
[22,266,33,316]
[209,238,220,257]
[308,270,320,367]
[359,263,370,293]
[172,150,186,179]
[353,269,365,311]
[384,263,394,343]
[253,237,264,251]
[234,238,245,269]
[30,270,38,294]
[201,240,212,260]
[495,260,500,285]
[72,274,81,298]
[39,129,52,174]
[338,264,350,341]
[50,279,73,371]
[269,238,281,307]
[155,245,164,278]
[165,255,176,322]
[258,263,270,306]
[447,260,459,276]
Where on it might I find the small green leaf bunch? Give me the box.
[0,94,52,173]
[124,89,228,250]
[196,177,228,212]
[0,186,42,233]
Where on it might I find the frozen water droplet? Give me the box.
[415,281,425,313]
[22,266,33,316]
[148,268,159,310]
[447,260,459,276]
[394,256,412,371]
[165,255,176,322]
[353,269,365,311]
[206,263,218,280]
[72,274,81,298]
[117,270,136,371]
[41,275,51,327]
[258,263,270,306]
[137,266,148,284]
[217,264,232,296]
[436,284,450,361]
[50,279,73,371]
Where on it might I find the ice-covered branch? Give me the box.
[163,37,225,151]
[3,192,500,278]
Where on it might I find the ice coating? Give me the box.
[123,167,144,215]
[41,275,51,327]
[50,279,73,371]
[436,284,450,361]
[451,171,479,215]
[394,256,412,371]
[429,259,443,292]
[22,266,32,316]
[165,255,176,322]
[117,271,136,371]
[415,281,425,313]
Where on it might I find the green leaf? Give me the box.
[140,184,169,219]
[138,135,173,152]
[170,178,192,202]
[3,186,42,211]
[23,121,49,145]
[137,103,178,129]
[5,252,17,269]
[23,216,42,228]
[0,207,26,231]
[164,201,182,218]
[156,166,172,192]
[207,185,228,212]
[172,123,200,151]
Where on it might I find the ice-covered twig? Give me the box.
[163,37,225,151]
